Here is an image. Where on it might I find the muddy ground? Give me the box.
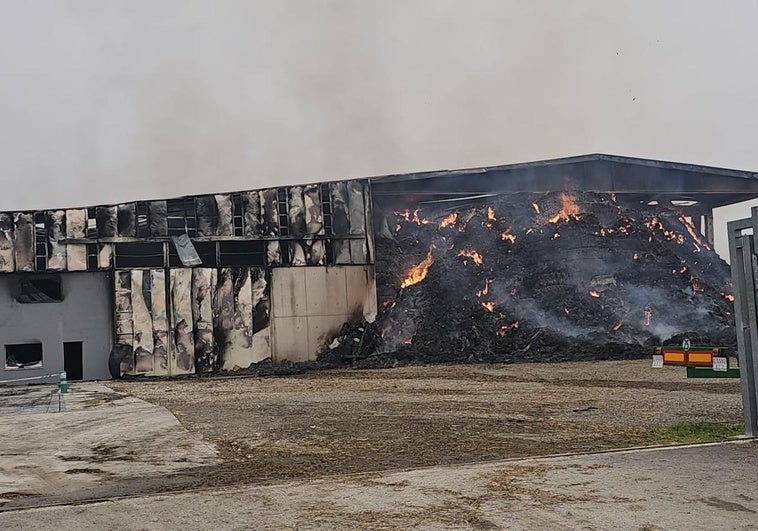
[109,359,742,490]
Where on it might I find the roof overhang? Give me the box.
[369,154,758,212]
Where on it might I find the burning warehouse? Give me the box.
[1,154,757,381]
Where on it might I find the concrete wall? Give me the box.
[0,272,112,381]
[270,265,376,362]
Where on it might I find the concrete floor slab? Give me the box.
[0,440,755,530]
[0,382,218,504]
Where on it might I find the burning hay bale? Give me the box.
[322,191,735,366]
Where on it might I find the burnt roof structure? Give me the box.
[370,154,758,213]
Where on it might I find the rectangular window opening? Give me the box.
[219,240,266,267]
[114,242,165,269]
[5,343,43,369]
[17,275,62,303]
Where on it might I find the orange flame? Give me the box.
[723,293,735,302]
[532,202,540,214]
[500,231,517,243]
[549,193,582,223]
[644,307,652,326]
[552,232,561,240]
[458,249,483,266]
[613,319,624,331]
[633,253,639,260]
[564,307,570,315]
[403,338,413,345]
[401,249,434,288]
[476,278,492,297]
[487,207,496,221]
[497,321,519,337]
[589,290,601,298]
[691,278,704,293]
[481,301,496,312]
[439,212,458,229]
[395,208,429,226]
[677,213,711,250]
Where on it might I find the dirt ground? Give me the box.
[109,359,742,490]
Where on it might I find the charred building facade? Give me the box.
[3,154,758,381]
[0,180,375,381]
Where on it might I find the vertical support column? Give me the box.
[728,214,758,436]
[703,212,715,245]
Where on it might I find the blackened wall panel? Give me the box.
[150,269,169,376]
[307,239,325,266]
[98,244,113,269]
[218,267,255,371]
[97,206,118,238]
[242,191,261,237]
[0,213,14,272]
[148,201,168,237]
[288,187,306,237]
[259,189,279,236]
[169,268,195,374]
[267,241,281,266]
[347,181,366,235]
[250,267,270,362]
[333,240,352,265]
[65,209,87,271]
[13,213,34,272]
[196,196,218,237]
[192,268,217,372]
[131,270,154,373]
[289,241,306,266]
[330,182,350,236]
[117,203,136,237]
[215,194,234,237]
[114,270,134,369]
[46,210,66,271]
[303,184,323,235]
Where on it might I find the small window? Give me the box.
[114,242,165,268]
[17,275,62,303]
[5,343,43,369]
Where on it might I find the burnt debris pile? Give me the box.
[321,191,736,366]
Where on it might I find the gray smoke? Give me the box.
[1,0,758,230]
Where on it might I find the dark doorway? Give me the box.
[63,342,83,381]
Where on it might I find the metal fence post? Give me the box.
[728,216,758,436]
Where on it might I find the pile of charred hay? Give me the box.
[319,191,736,368]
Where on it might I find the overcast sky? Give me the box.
[1,1,757,257]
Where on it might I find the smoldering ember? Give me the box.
[2,154,758,381]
